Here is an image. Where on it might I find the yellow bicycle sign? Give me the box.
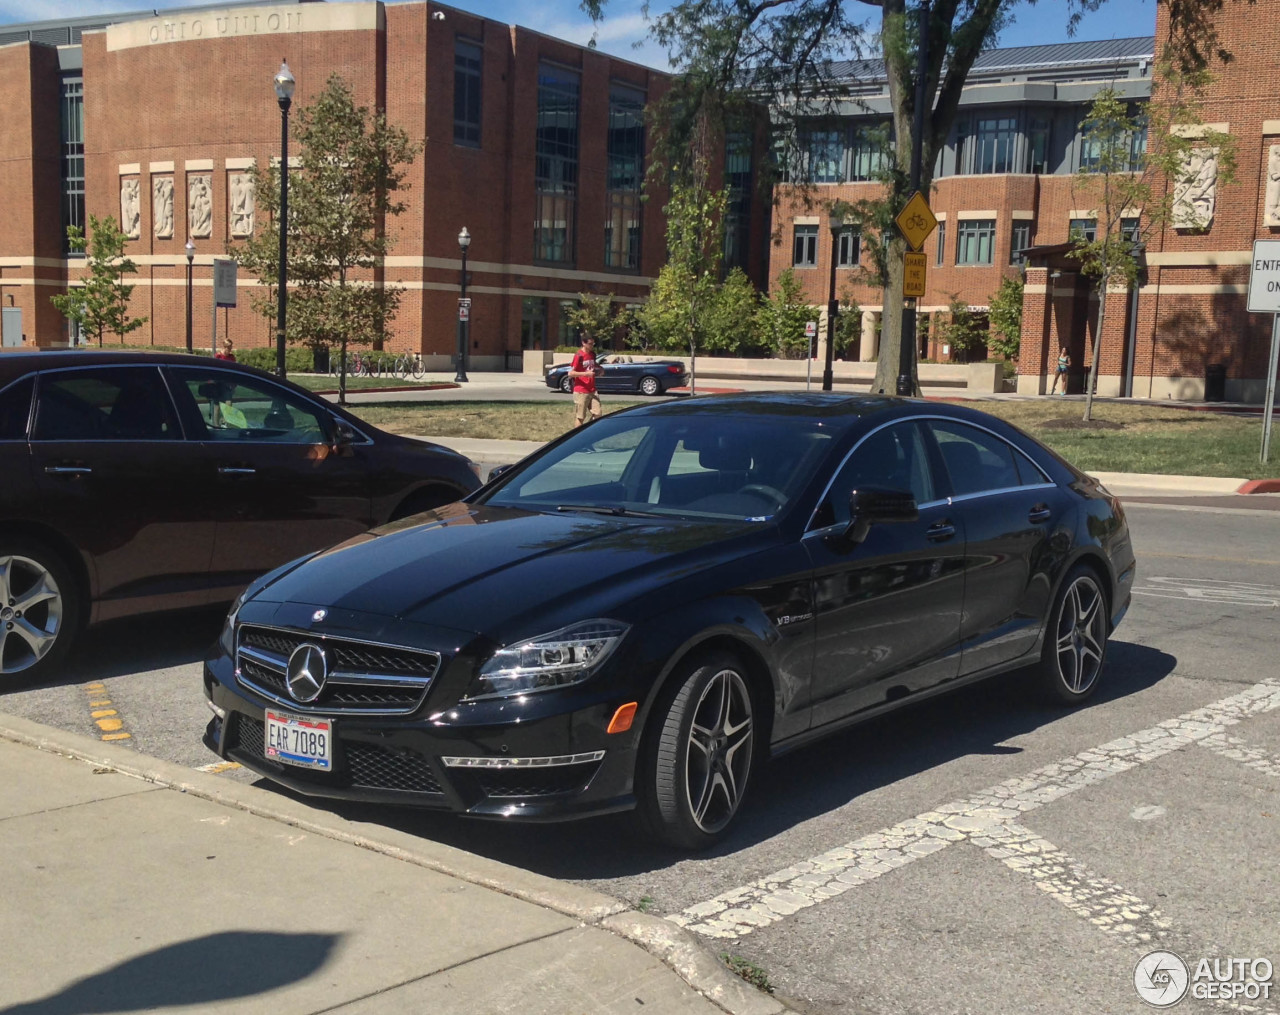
[895,192,937,251]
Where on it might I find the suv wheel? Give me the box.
[0,538,79,686]
[1038,565,1109,704]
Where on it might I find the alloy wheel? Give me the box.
[0,555,64,676]
[1052,575,1106,695]
[683,668,754,834]
[640,376,660,396]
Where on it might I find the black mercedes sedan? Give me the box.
[0,351,481,685]
[202,393,1135,849]
[545,355,688,395]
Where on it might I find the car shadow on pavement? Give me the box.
[33,607,226,691]
[314,640,1177,878]
[0,931,340,1015]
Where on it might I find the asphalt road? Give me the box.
[3,500,1278,1014]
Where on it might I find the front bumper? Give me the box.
[202,648,641,822]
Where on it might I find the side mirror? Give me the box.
[843,487,918,545]
[488,463,515,481]
[332,422,358,447]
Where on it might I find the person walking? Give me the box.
[569,334,603,427]
[215,337,236,362]
[1049,345,1070,394]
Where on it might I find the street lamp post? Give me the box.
[455,226,470,383]
[184,238,195,353]
[273,59,295,378]
[823,221,839,391]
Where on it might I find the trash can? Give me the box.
[1205,362,1226,402]
[312,346,330,373]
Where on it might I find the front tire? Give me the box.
[639,652,756,849]
[0,538,80,687]
[639,375,661,396]
[1037,565,1109,705]
[560,374,573,394]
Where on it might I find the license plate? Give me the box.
[265,709,333,771]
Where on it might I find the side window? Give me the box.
[930,421,1025,496]
[0,376,35,440]
[173,369,328,444]
[32,367,179,441]
[819,422,935,528]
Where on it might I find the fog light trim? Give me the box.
[442,751,605,769]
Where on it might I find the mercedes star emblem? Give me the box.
[312,609,327,622]
[286,643,328,703]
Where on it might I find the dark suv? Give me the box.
[0,351,481,684]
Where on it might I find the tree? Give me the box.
[234,74,420,404]
[937,297,986,364]
[564,293,616,345]
[1067,80,1234,419]
[586,0,1254,398]
[757,268,813,359]
[836,288,863,360]
[987,274,1024,363]
[705,268,763,355]
[50,215,147,347]
[636,156,728,393]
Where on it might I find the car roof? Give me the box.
[0,349,276,385]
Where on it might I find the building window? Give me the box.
[793,225,818,267]
[936,220,946,266]
[605,83,645,271]
[956,219,995,265]
[60,76,85,253]
[521,297,547,350]
[1010,221,1032,264]
[535,63,580,264]
[723,131,752,271]
[849,124,890,181]
[803,127,845,183]
[837,228,860,267]
[974,117,1017,174]
[1127,114,1148,172]
[1121,216,1141,244]
[1079,103,1147,172]
[557,300,579,346]
[453,39,482,146]
[1069,217,1096,243]
[1027,117,1050,174]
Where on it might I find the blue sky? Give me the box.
[0,0,1159,67]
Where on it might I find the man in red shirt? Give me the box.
[569,334,603,427]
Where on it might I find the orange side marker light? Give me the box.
[606,702,638,734]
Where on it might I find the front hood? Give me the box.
[254,502,767,635]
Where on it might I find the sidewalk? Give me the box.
[0,715,786,1015]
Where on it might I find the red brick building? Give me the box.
[0,1,697,369]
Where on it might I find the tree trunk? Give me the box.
[339,336,348,406]
[872,235,917,395]
[1083,269,1109,423]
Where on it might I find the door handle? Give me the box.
[218,466,256,475]
[926,521,956,541]
[44,465,92,475]
[1028,504,1051,524]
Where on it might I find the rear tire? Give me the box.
[639,375,661,396]
[560,374,573,394]
[638,651,756,850]
[0,537,80,687]
[1037,565,1109,705]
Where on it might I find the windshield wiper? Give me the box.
[555,504,666,518]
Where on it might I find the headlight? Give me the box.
[463,620,629,701]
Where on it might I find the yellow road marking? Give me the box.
[96,718,123,732]
[90,709,117,719]
[89,699,112,707]
[101,733,131,741]
[82,682,131,742]
[197,761,242,774]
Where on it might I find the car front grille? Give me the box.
[226,715,443,795]
[235,624,439,715]
[473,760,601,798]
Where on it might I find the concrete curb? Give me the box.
[0,712,790,1015]
[1086,471,1248,495]
[1238,479,1280,494]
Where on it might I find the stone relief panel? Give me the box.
[229,173,255,237]
[120,178,141,239]
[1172,148,1218,230]
[188,174,213,239]
[152,177,174,239]
[1266,145,1280,227]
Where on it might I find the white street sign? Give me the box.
[213,259,238,308]
[1247,240,1280,313]
[805,320,817,338]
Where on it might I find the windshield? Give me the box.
[481,413,836,522]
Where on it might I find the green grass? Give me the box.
[347,397,1278,478]
[290,374,454,393]
[721,954,775,994]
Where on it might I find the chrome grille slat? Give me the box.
[235,624,440,715]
